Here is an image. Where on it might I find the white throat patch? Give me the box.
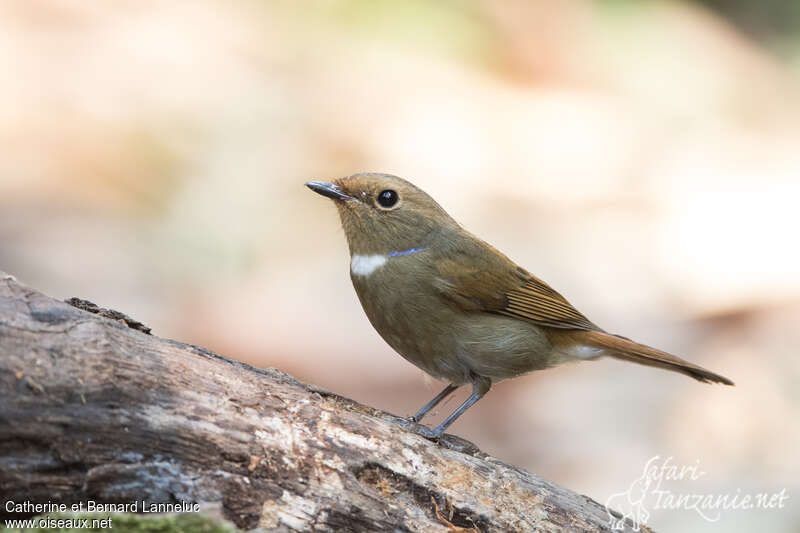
[350,254,387,277]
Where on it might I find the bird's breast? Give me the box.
[347,253,556,383]
[349,253,467,380]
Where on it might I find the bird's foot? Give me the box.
[390,417,481,453]
[395,417,442,439]
[436,433,481,454]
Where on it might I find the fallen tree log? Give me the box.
[0,271,648,532]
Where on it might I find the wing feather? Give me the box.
[498,277,599,330]
[432,240,600,331]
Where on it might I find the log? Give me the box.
[0,272,649,532]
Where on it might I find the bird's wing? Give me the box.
[432,244,600,331]
[498,275,599,330]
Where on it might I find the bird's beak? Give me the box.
[305,181,353,201]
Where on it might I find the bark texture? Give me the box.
[0,272,649,532]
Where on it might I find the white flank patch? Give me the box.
[350,254,387,276]
[567,345,605,360]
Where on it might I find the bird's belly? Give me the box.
[449,313,558,381]
[352,275,557,383]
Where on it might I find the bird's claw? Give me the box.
[394,417,442,440]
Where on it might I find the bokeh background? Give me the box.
[2,1,799,531]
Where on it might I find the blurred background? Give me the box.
[1,1,798,530]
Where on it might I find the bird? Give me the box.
[306,173,733,438]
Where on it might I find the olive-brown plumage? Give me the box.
[306,173,733,437]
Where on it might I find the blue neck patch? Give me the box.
[388,247,426,257]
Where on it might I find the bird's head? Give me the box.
[306,173,457,255]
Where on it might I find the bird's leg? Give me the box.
[430,376,491,438]
[409,383,459,423]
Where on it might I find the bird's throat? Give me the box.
[350,254,387,277]
[350,247,427,277]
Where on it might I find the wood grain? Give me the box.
[0,272,649,532]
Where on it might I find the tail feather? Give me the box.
[579,330,734,386]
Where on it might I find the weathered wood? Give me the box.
[0,272,648,532]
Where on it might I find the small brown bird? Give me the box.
[306,173,733,437]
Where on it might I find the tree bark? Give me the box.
[0,272,649,532]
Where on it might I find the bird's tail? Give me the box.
[578,330,734,385]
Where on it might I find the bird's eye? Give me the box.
[377,189,399,209]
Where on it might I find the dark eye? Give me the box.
[377,189,399,208]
